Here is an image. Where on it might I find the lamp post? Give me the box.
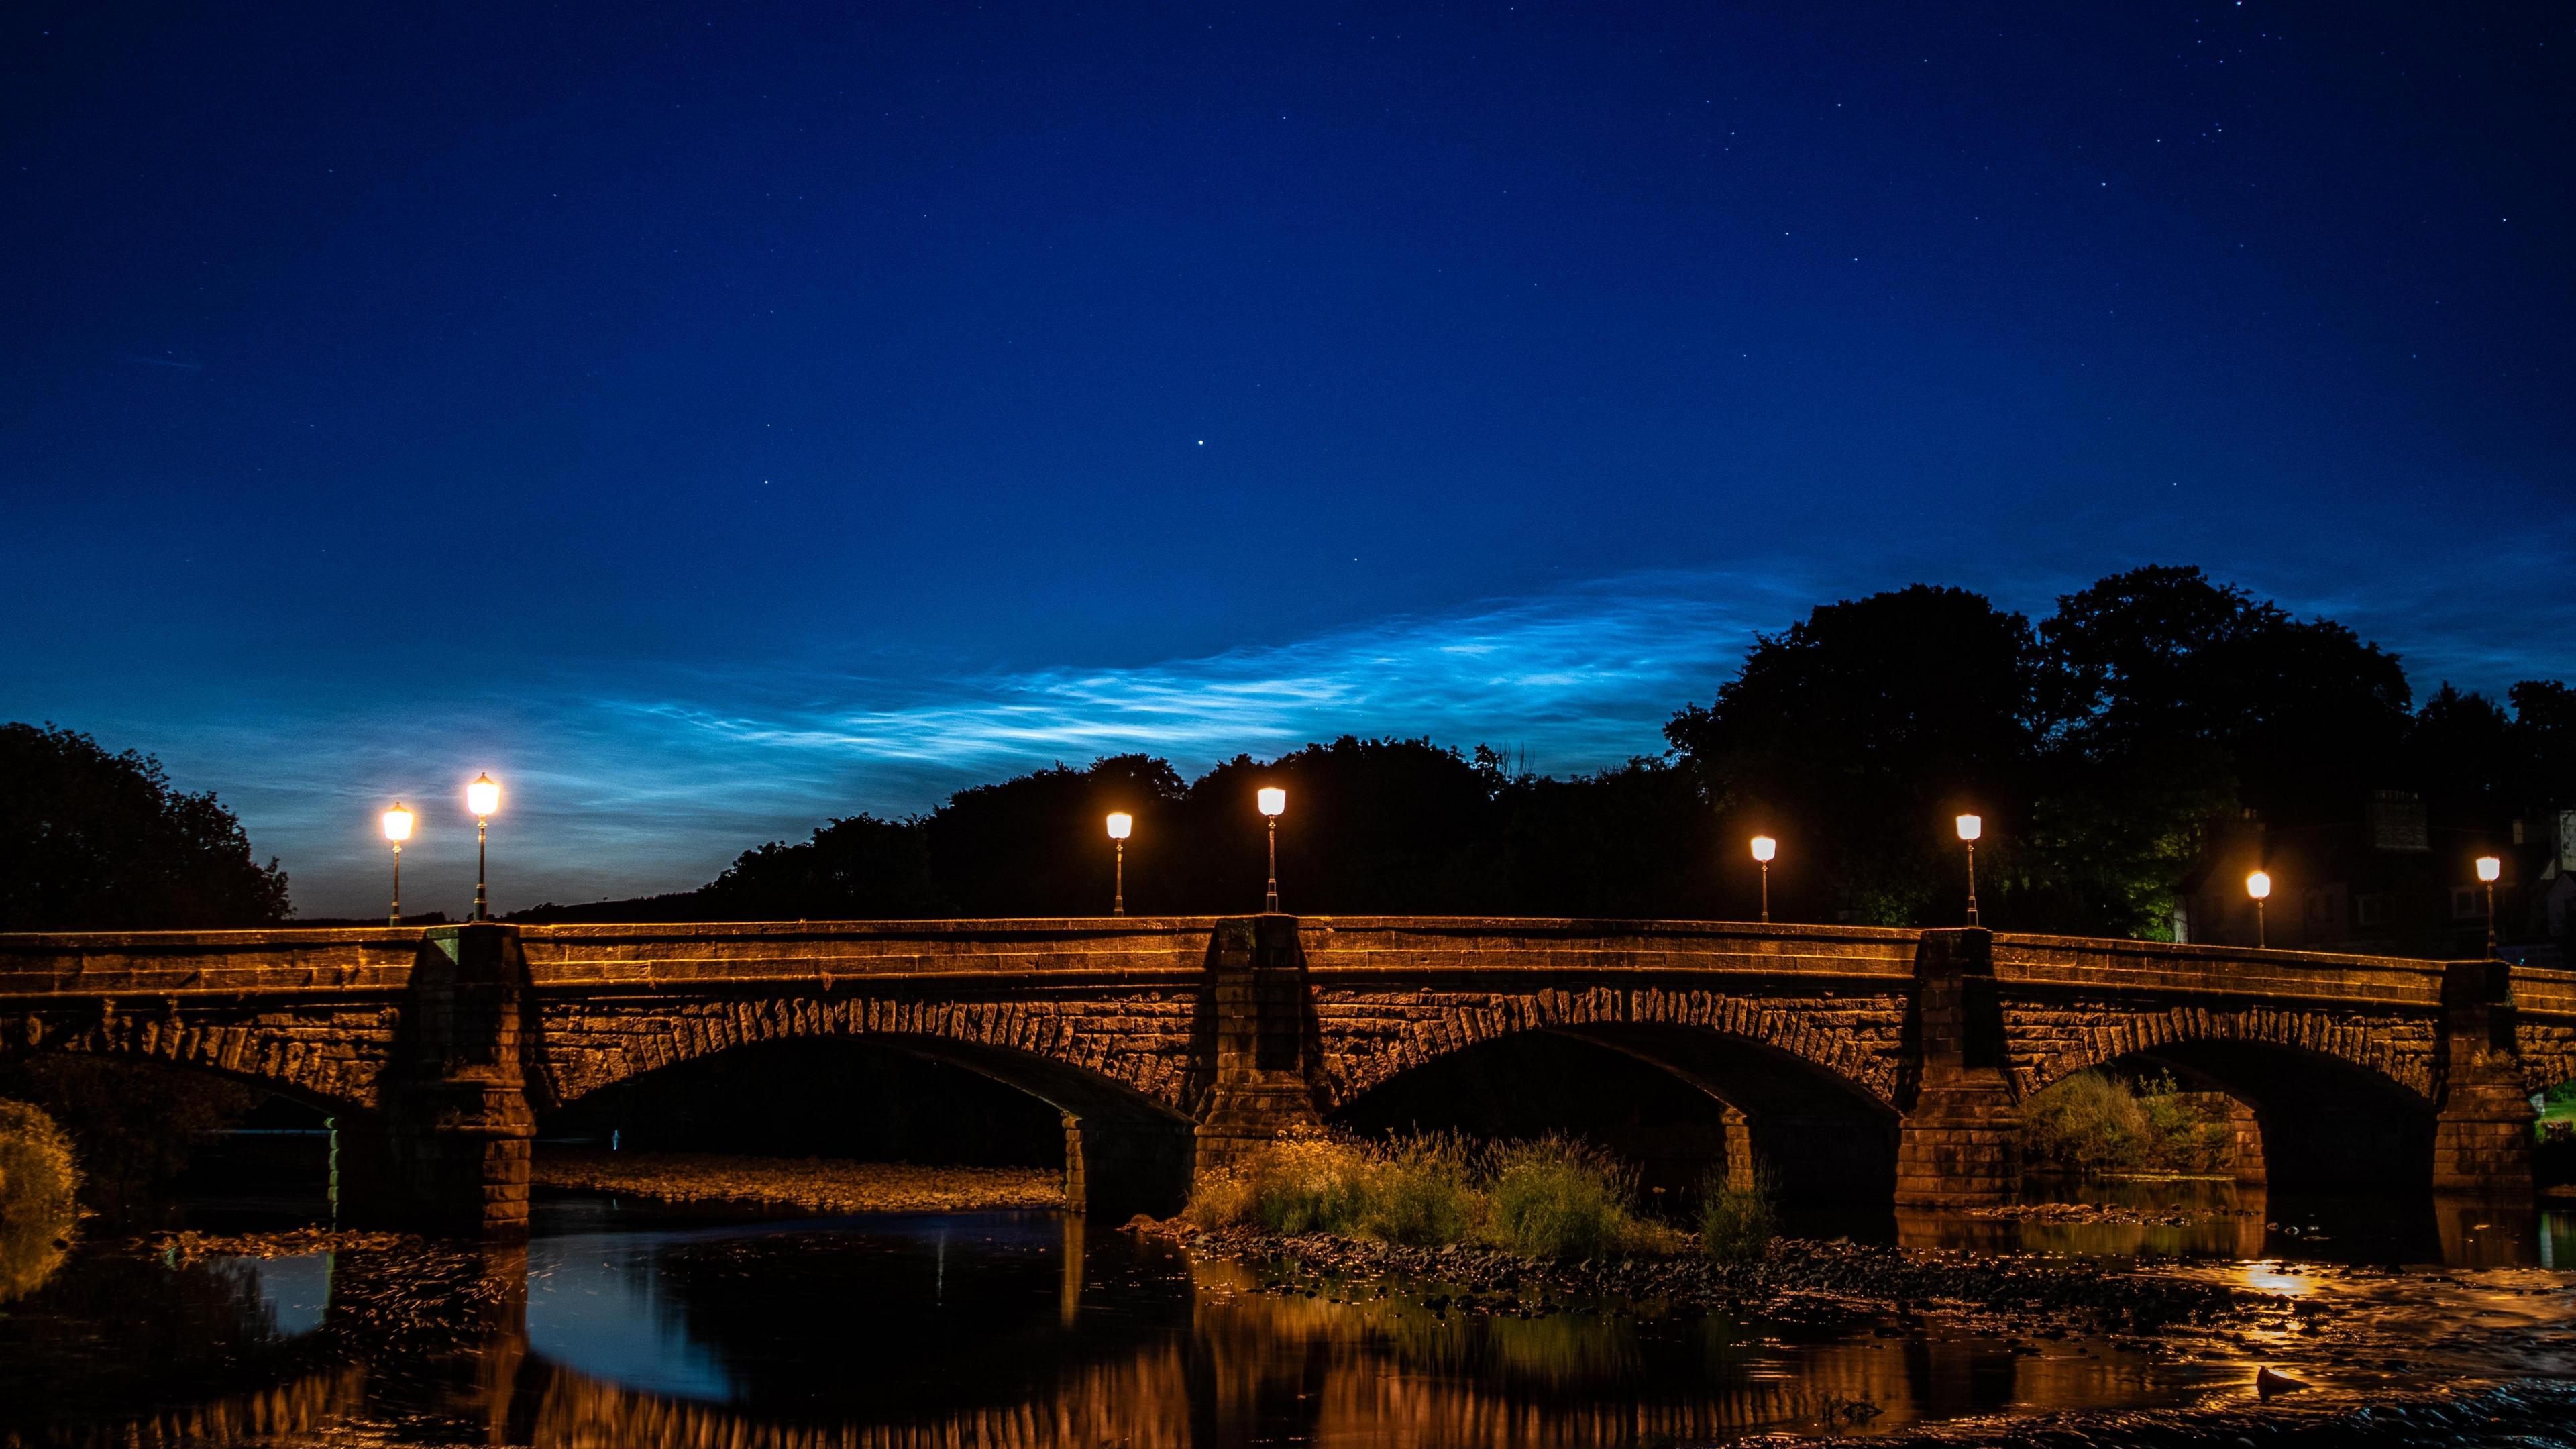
[381,802,413,925]
[1257,787,1286,912]
[1106,812,1132,916]
[1955,814,1982,926]
[1750,835,1776,923]
[466,773,501,921]
[2477,855,2502,957]
[2245,869,2271,949]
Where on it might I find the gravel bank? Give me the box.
[533,1150,1064,1214]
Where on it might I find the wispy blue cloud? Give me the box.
[60,559,2576,920]
[125,570,1805,917]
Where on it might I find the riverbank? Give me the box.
[531,1150,1063,1214]
[1152,1222,2261,1342]
[1758,1378,2576,1447]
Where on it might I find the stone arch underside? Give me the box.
[534,989,1204,1125]
[0,1003,388,1113]
[1311,984,1911,1114]
[2514,1021,2576,1098]
[2015,1009,2443,1193]
[2008,1000,2441,1104]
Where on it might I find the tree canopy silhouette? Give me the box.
[0,723,289,930]
[498,566,2567,938]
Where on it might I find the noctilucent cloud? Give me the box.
[4,4,2569,917]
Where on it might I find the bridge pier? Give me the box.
[1061,1112,1195,1219]
[2432,959,2536,1199]
[1894,928,2019,1208]
[347,924,537,1236]
[1192,914,1324,1179]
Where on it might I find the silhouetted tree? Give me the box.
[1664,586,2045,926]
[1178,737,1500,914]
[0,722,288,930]
[697,813,941,919]
[2511,680,2576,812]
[504,568,2565,941]
[1492,757,1716,919]
[929,754,1188,916]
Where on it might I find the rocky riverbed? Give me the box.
[530,1150,1064,1213]
[1148,1222,2263,1341]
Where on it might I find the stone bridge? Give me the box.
[3,916,2571,1233]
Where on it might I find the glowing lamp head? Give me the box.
[1257,787,1286,818]
[1750,835,1777,863]
[2477,855,2502,883]
[382,802,413,844]
[1106,812,1132,841]
[1954,814,1982,843]
[2246,870,2271,901]
[466,772,501,819]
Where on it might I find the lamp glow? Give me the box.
[1257,787,1285,911]
[1106,812,1132,915]
[2246,871,2271,900]
[1750,835,1777,863]
[382,801,412,926]
[1956,813,1982,926]
[466,773,500,920]
[2476,855,2502,957]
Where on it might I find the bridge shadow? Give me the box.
[539,1034,1195,1219]
[1330,1024,1899,1226]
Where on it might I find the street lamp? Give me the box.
[381,802,413,926]
[2477,855,2502,957]
[1106,812,1132,916]
[1749,835,1776,924]
[2245,870,2271,949]
[1257,787,1286,912]
[466,773,501,921]
[1955,814,1982,926]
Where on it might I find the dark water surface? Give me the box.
[5,1182,2575,1447]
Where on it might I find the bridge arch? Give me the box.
[1320,985,1904,1114]
[2024,1035,2437,1195]
[1326,1014,1902,1208]
[2015,1002,2438,1105]
[0,1007,380,1116]
[535,994,1198,1216]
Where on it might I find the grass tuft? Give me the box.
[1185,1130,1675,1257]
[1697,1165,1777,1264]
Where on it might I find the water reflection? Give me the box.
[5,1201,2215,1448]
[1888,1177,2576,1271]
[7,1188,2576,1448]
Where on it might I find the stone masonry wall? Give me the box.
[0,996,396,1111]
[533,987,1209,1116]
[1313,983,1913,1112]
[2003,997,2443,1101]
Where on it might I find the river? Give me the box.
[5,1177,2575,1446]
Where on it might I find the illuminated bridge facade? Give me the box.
[3,916,2569,1232]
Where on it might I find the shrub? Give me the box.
[1485,1136,1648,1259]
[1190,1130,1685,1257]
[1698,1166,1776,1264]
[1358,1134,1481,1246]
[0,1097,80,1303]
[2017,1069,2149,1176]
[2134,1076,2233,1173]
[1187,1132,1376,1235]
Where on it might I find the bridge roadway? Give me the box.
[4,916,2571,1232]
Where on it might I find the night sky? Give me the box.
[4,3,2569,918]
